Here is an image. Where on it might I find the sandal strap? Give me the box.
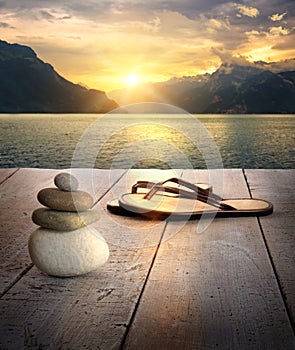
[132,181,158,193]
[132,181,203,197]
[132,180,211,199]
[143,177,235,210]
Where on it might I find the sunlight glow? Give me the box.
[126,74,140,86]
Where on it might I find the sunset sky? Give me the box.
[1,0,295,91]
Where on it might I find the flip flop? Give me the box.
[107,180,211,216]
[114,177,273,219]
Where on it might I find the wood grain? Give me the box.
[122,169,295,350]
[0,169,179,349]
[94,169,183,249]
[0,168,60,296]
[245,169,295,327]
[0,169,294,350]
[0,168,125,296]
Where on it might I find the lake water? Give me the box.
[0,114,294,169]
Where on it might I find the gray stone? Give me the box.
[54,172,79,192]
[28,226,109,277]
[38,188,93,212]
[32,208,100,231]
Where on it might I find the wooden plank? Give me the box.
[0,168,60,296]
[94,169,183,249]
[0,169,181,349]
[122,169,295,349]
[0,168,19,185]
[245,169,295,327]
[0,168,125,297]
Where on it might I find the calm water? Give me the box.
[0,114,294,169]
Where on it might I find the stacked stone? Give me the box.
[28,173,109,277]
[33,173,99,231]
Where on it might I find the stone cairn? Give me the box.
[28,172,109,277]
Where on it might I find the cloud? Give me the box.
[244,25,293,40]
[39,10,56,21]
[66,35,81,40]
[211,48,254,66]
[148,16,161,33]
[254,58,295,72]
[272,32,295,50]
[234,4,260,18]
[0,22,15,29]
[37,9,72,21]
[269,26,290,36]
[1,0,295,90]
[0,1,260,21]
[269,12,287,22]
[210,50,295,73]
[211,47,233,62]
[245,30,263,38]
[208,18,231,31]
[16,35,44,41]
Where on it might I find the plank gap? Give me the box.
[257,216,295,335]
[121,169,295,349]
[92,169,128,207]
[0,168,20,186]
[244,168,295,334]
[242,168,252,199]
[119,221,169,350]
[0,263,34,299]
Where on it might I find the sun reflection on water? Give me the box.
[97,123,204,169]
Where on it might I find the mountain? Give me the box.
[1,39,294,114]
[0,40,118,113]
[109,62,295,113]
[109,74,210,106]
[196,63,295,113]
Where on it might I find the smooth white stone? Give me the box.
[28,226,109,277]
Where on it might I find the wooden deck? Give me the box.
[0,168,294,349]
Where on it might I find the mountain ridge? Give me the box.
[110,61,295,113]
[0,40,118,113]
[1,40,295,113]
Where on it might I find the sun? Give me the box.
[126,74,140,87]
